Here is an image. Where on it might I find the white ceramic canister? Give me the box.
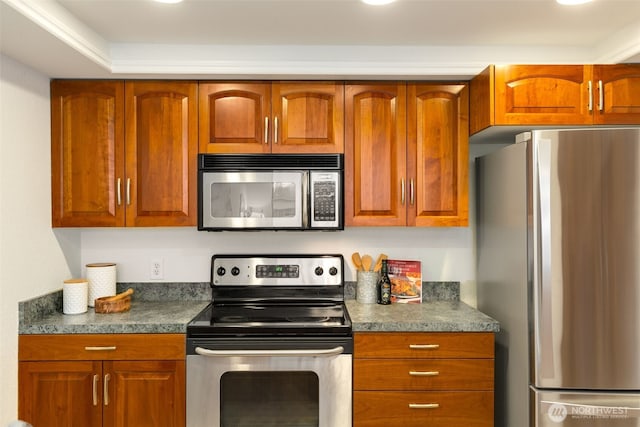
[63,278,88,315]
[86,263,117,307]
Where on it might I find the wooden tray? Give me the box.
[94,288,133,313]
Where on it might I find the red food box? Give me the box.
[387,259,422,304]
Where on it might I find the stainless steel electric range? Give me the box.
[186,254,352,427]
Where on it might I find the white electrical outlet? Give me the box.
[150,258,164,280]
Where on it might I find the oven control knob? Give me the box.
[231,267,240,276]
[329,267,338,276]
[314,266,324,276]
[216,267,226,276]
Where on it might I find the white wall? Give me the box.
[0,55,79,424]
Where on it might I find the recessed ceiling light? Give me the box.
[361,0,396,5]
[556,0,593,5]
[153,0,183,4]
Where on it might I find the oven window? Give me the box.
[220,371,319,427]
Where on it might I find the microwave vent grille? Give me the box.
[200,154,343,170]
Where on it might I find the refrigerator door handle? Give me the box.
[533,139,554,385]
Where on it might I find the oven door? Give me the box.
[199,171,306,230]
[186,345,352,427]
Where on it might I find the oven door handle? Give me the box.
[194,346,345,357]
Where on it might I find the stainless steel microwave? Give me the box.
[198,154,343,231]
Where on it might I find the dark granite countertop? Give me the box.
[346,300,499,333]
[19,281,498,335]
[19,283,210,335]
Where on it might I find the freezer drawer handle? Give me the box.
[409,344,440,350]
[195,346,344,357]
[409,403,440,409]
[409,370,440,377]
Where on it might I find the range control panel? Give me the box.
[211,254,343,287]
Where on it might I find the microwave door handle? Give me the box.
[195,346,345,357]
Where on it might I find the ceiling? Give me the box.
[1,0,640,79]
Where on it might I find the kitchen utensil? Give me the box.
[361,254,373,272]
[94,288,133,313]
[373,253,388,272]
[351,252,363,271]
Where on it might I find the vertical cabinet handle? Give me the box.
[410,179,415,206]
[588,80,593,112]
[401,179,405,205]
[92,374,99,406]
[116,178,122,206]
[126,178,131,205]
[274,116,278,143]
[598,80,604,111]
[103,373,110,406]
[264,117,269,144]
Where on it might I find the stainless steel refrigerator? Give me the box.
[476,128,640,427]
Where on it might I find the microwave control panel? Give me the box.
[310,171,340,228]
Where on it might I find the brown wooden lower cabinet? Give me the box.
[353,332,495,427]
[18,334,185,427]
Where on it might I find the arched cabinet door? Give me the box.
[345,83,407,226]
[408,83,469,227]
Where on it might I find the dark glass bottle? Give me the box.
[377,259,392,305]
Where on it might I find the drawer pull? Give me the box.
[409,403,440,409]
[84,346,117,351]
[409,344,440,350]
[92,374,99,406]
[409,370,440,377]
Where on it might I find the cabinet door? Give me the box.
[271,82,344,153]
[19,361,103,427]
[593,64,640,124]
[408,84,468,227]
[199,82,270,153]
[494,65,592,125]
[104,360,186,427]
[51,80,125,227]
[345,83,407,226]
[125,81,197,226]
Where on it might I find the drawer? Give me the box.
[354,359,494,391]
[19,334,185,361]
[354,332,494,359]
[353,390,494,427]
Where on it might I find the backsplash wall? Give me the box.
[77,226,478,306]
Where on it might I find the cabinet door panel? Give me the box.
[408,84,468,226]
[494,65,591,125]
[199,82,270,153]
[104,360,186,427]
[593,64,640,124]
[272,82,344,153]
[18,361,103,427]
[51,80,125,227]
[346,83,407,226]
[125,81,197,226]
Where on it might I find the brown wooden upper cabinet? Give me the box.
[345,83,469,227]
[198,81,344,153]
[470,64,640,134]
[51,80,198,227]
